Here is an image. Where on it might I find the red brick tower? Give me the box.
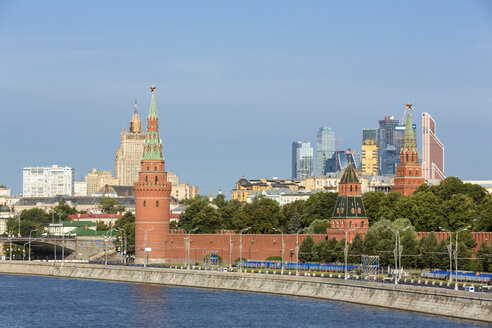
[327,163,369,241]
[392,103,425,195]
[134,86,172,264]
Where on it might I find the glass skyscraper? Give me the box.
[422,112,445,181]
[324,149,361,173]
[316,127,335,176]
[378,114,402,175]
[292,141,314,179]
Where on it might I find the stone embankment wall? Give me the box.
[0,262,490,323]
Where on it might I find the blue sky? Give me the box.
[1,1,491,196]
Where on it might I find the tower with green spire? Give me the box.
[134,85,172,264]
[392,103,425,195]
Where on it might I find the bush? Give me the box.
[266,256,282,261]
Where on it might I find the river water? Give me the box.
[0,274,486,328]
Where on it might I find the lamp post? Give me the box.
[9,233,12,261]
[182,228,197,269]
[388,226,409,285]
[239,227,251,273]
[455,226,471,291]
[58,214,65,263]
[296,228,307,276]
[229,233,233,270]
[439,227,453,284]
[272,228,285,274]
[17,214,21,237]
[23,242,29,260]
[337,227,361,280]
[139,227,154,267]
[29,229,37,261]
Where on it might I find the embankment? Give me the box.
[0,262,490,323]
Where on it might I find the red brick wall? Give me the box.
[415,231,491,249]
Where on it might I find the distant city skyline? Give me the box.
[1,1,491,196]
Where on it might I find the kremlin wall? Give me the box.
[134,87,491,264]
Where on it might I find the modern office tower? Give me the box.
[115,100,146,186]
[422,112,445,182]
[361,139,379,175]
[324,149,361,173]
[292,141,314,179]
[378,113,403,175]
[316,127,335,176]
[85,169,118,196]
[392,104,425,195]
[362,128,378,144]
[23,165,74,197]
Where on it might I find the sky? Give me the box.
[1,1,491,197]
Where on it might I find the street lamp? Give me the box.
[229,233,233,270]
[455,226,471,291]
[439,227,453,284]
[272,228,285,274]
[388,226,409,285]
[239,227,251,273]
[182,228,197,269]
[337,227,361,280]
[296,228,307,276]
[138,227,154,267]
[29,229,37,261]
[23,242,29,261]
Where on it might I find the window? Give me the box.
[361,221,365,228]
[155,166,157,171]
[143,200,146,207]
[156,200,159,207]
[145,176,148,183]
[155,176,158,184]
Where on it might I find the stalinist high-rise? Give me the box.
[115,101,146,186]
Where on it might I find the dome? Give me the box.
[0,204,11,213]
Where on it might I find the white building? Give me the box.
[23,165,74,197]
[74,181,88,196]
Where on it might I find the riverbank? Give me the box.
[0,261,490,323]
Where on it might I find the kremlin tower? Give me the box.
[392,103,425,195]
[327,163,368,240]
[134,86,172,264]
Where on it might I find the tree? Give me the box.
[476,242,492,272]
[236,196,282,234]
[218,199,242,230]
[418,232,439,270]
[312,238,338,263]
[212,194,227,208]
[51,200,77,220]
[409,192,442,232]
[99,197,125,214]
[114,211,135,230]
[298,236,314,263]
[96,221,110,231]
[178,199,221,233]
[333,239,345,263]
[307,219,330,234]
[113,211,135,255]
[7,208,50,236]
[440,194,476,231]
[375,192,402,221]
[281,200,305,233]
[348,233,364,262]
[302,192,338,227]
[180,195,209,205]
[362,191,386,224]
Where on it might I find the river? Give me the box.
[0,274,486,327]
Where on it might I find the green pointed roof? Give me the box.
[142,86,164,161]
[148,86,158,118]
[340,163,360,184]
[401,104,418,153]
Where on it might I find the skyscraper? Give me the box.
[324,149,361,173]
[115,101,146,186]
[361,139,378,175]
[392,104,425,195]
[292,141,313,179]
[378,113,401,175]
[422,112,445,182]
[316,127,335,176]
[362,128,378,144]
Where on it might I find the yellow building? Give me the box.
[115,101,146,186]
[361,139,378,175]
[85,169,118,196]
[231,177,300,203]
